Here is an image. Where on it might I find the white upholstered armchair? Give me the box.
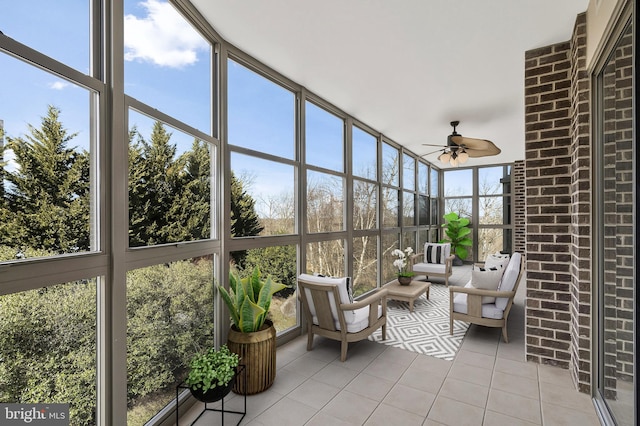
[297,274,387,361]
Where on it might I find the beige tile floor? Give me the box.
[179,266,601,426]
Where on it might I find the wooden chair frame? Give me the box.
[298,278,387,362]
[449,261,524,342]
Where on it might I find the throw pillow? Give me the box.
[485,252,509,270]
[471,266,503,291]
[425,244,446,264]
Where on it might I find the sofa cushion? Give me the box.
[412,262,448,275]
[452,292,505,319]
[298,274,356,323]
[423,242,450,264]
[495,252,522,310]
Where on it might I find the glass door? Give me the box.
[594,5,636,425]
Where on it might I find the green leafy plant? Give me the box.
[218,266,286,333]
[440,212,472,260]
[185,345,239,393]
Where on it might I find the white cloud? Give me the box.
[124,0,208,68]
[49,81,71,90]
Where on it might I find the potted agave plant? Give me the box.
[185,345,240,403]
[217,266,285,394]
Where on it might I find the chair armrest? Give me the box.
[410,253,423,266]
[444,254,455,270]
[449,286,514,299]
[340,288,388,311]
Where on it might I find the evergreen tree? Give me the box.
[230,171,264,267]
[128,121,180,246]
[165,139,211,241]
[0,105,89,253]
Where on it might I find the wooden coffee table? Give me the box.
[383,280,431,312]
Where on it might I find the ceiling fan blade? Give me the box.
[451,135,501,156]
[420,148,445,157]
[462,147,502,158]
[421,143,447,148]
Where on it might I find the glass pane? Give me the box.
[418,229,429,250]
[307,171,344,233]
[403,191,415,226]
[402,231,416,256]
[381,233,400,284]
[124,0,212,134]
[598,20,635,425]
[431,198,440,227]
[127,258,214,425]
[444,169,472,196]
[479,196,504,225]
[3,0,90,73]
[0,280,97,424]
[429,228,439,243]
[381,187,399,228]
[353,179,377,230]
[478,228,504,261]
[430,168,439,197]
[418,162,428,194]
[305,240,345,278]
[0,54,94,260]
[352,126,377,180]
[353,236,378,296]
[128,110,212,247]
[382,142,399,186]
[478,166,506,195]
[228,59,295,159]
[306,101,344,172]
[418,195,429,225]
[231,246,298,333]
[403,153,415,190]
[231,152,295,237]
[445,197,472,220]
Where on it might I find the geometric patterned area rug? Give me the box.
[368,284,469,361]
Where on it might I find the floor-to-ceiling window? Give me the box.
[594,3,636,424]
[443,165,513,262]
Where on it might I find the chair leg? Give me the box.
[450,316,453,335]
[501,326,509,343]
[306,328,314,351]
[382,324,387,340]
[340,340,348,362]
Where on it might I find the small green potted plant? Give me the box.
[440,212,473,265]
[185,344,240,403]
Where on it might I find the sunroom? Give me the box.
[0,0,636,425]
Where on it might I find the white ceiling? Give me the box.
[191,0,589,168]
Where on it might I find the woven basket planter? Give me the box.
[227,320,276,395]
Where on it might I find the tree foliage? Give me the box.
[0,110,260,425]
[0,105,89,253]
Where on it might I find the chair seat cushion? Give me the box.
[413,262,448,274]
[313,305,383,333]
[452,292,505,320]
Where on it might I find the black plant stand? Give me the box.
[176,364,246,426]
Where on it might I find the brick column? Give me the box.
[524,40,573,368]
[513,161,526,254]
[568,13,591,393]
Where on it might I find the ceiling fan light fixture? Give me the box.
[438,151,451,163]
[457,150,469,164]
[449,156,459,167]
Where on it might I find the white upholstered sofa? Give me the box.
[449,252,524,342]
[410,242,456,286]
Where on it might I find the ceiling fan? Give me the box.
[422,121,501,166]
